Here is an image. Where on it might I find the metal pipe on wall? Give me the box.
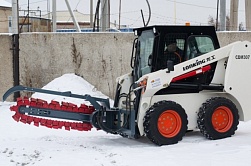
[220,0,226,31]
[27,0,30,32]
[11,0,20,100]
[230,0,239,31]
[12,0,19,34]
[245,0,251,31]
[90,0,93,28]
[119,0,121,29]
[52,0,57,32]
[65,0,81,32]
[101,0,110,31]
[47,0,50,19]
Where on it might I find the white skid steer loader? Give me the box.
[3,25,251,146]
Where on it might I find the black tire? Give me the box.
[197,97,239,140]
[143,101,188,146]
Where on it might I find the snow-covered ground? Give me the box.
[1,74,251,166]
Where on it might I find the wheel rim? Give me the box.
[158,110,182,138]
[211,106,234,133]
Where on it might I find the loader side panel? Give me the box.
[224,41,251,121]
[115,73,134,109]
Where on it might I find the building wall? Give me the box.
[0,7,11,33]
[19,17,51,32]
[1,31,251,101]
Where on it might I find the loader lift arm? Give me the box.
[3,85,110,109]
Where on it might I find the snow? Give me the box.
[31,73,114,107]
[1,73,251,166]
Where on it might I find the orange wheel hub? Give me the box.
[158,110,182,138]
[211,106,233,133]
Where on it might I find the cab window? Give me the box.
[186,36,215,60]
[137,30,155,77]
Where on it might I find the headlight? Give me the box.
[134,77,148,93]
[139,78,148,87]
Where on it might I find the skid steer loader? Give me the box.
[3,25,251,145]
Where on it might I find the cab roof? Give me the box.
[134,25,216,33]
[134,25,219,47]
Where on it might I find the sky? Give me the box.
[5,0,246,27]
[1,73,251,166]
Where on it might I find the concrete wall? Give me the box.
[217,31,251,46]
[0,34,13,100]
[19,33,135,99]
[1,31,251,101]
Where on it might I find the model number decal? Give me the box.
[235,55,250,59]
[183,55,215,71]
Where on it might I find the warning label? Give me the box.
[151,78,161,88]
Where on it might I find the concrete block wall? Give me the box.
[1,31,251,101]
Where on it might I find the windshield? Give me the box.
[135,30,155,78]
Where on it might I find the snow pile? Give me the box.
[32,73,114,106]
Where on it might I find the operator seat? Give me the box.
[186,37,201,60]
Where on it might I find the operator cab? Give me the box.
[132,25,220,86]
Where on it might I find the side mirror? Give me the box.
[148,54,152,66]
[166,60,174,73]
